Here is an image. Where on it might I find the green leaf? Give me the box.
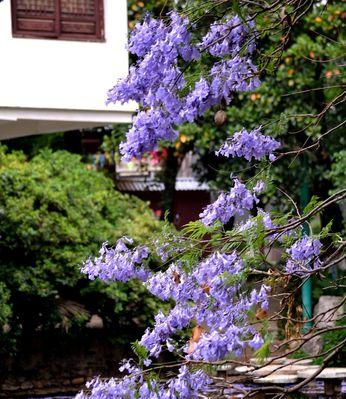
[303,196,321,215]
[131,340,149,361]
[254,336,271,364]
[320,220,333,239]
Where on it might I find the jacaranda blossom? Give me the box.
[286,235,322,274]
[199,179,259,226]
[216,126,280,161]
[107,12,259,160]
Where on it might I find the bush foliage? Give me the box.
[0,147,163,351]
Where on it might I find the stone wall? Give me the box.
[0,331,128,397]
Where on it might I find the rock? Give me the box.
[250,357,287,365]
[1,384,19,391]
[253,364,307,377]
[20,381,34,389]
[314,295,344,329]
[86,314,104,329]
[235,366,255,374]
[288,359,313,365]
[254,374,298,384]
[236,364,313,378]
[302,334,323,356]
[33,381,44,388]
[297,367,346,380]
[279,365,309,375]
[295,366,322,379]
[252,365,281,377]
[72,377,85,385]
[235,365,281,377]
[216,364,234,371]
[338,258,346,271]
[265,247,284,265]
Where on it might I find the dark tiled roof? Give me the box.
[116,177,209,192]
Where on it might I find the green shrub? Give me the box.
[0,147,163,351]
[314,319,346,367]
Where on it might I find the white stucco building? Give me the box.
[0,0,134,140]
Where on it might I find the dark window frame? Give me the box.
[11,0,105,42]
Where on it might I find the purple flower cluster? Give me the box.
[76,366,212,399]
[286,235,322,274]
[127,15,164,58]
[119,109,178,160]
[81,237,150,282]
[107,12,259,160]
[81,244,269,366]
[140,252,269,361]
[140,305,193,357]
[166,365,212,399]
[216,126,281,161]
[199,16,256,57]
[199,179,259,226]
[79,226,270,397]
[189,284,268,362]
[76,376,137,399]
[210,58,261,102]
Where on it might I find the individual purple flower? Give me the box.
[258,209,274,229]
[154,241,171,262]
[286,235,322,274]
[119,358,140,374]
[216,126,281,161]
[269,153,277,162]
[237,209,274,234]
[253,180,265,193]
[166,339,175,352]
[199,179,258,226]
[250,284,270,311]
[237,218,256,232]
[248,333,264,350]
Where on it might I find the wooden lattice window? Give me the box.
[11,0,104,41]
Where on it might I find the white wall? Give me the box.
[0,0,134,113]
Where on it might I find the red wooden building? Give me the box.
[115,152,211,228]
